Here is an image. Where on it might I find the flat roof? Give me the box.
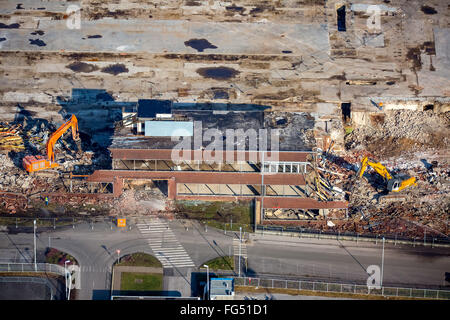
[111,109,315,152]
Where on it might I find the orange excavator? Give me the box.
[22,115,80,173]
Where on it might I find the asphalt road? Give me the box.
[0,219,449,300]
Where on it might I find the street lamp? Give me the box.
[64,260,71,300]
[203,264,209,300]
[33,220,37,271]
[116,249,121,264]
[238,227,242,277]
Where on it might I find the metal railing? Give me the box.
[0,262,66,277]
[1,216,449,247]
[234,276,450,300]
[256,225,450,247]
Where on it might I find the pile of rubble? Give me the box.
[345,110,450,157]
[267,142,449,239]
[0,116,115,214]
[109,190,168,217]
[0,122,25,152]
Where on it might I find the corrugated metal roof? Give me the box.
[210,278,234,297]
[144,121,193,137]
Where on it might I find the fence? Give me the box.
[1,216,449,247]
[0,262,66,277]
[234,276,450,300]
[255,225,450,247]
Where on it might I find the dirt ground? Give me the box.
[0,1,448,238]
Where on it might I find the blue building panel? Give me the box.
[144,121,193,137]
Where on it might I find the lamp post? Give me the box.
[64,260,70,300]
[33,220,37,271]
[116,249,120,264]
[239,227,242,277]
[203,264,209,300]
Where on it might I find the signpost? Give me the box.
[117,218,126,228]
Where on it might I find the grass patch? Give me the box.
[202,256,234,271]
[175,200,253,232]
[116,252,162,268]
[120,272,163,291]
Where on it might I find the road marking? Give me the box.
[233,238,248,258]
[137,218,195,268]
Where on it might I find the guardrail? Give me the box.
[255,225,450,248]
[0,262,66,277]
[234,276,450,300]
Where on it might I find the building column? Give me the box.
[168,177,176,200]
[113,177,124,197]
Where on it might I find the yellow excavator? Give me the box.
[357,156,417,192]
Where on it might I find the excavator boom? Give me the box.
[23,115,80,173]
[46,115,79,163]
[358,156,392,180]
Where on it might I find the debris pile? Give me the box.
[345,110,449,157]
[0,122,25,151]
[109,190,168,217]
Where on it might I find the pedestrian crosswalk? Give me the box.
[136,219,195,268]
[81,266,111,273]
[233,238,247,258]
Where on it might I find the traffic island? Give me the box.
[111,253,164,297]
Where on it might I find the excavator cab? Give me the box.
[387,176,417,192]
[23,115,80,173]
[387,178,401,192]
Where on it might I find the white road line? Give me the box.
[137,220,195,268]
[153,248,186,252]
[155,253,190,257]
[159,257,192,261]
[158,258,194,263]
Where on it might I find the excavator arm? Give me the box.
[358,156,393,181]
[46,115,79,163]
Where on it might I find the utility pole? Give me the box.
[260,152,264,233]
[239,227,242,277]
[381,237,385,287]
[64,260,70,300]
[33,220,37,271]
[203,264,209,300]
